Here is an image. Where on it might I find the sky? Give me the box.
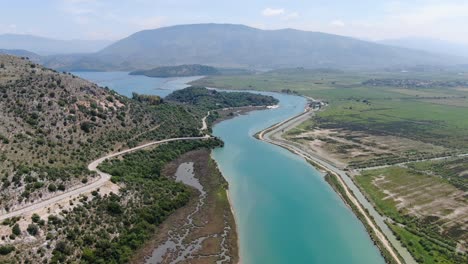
[1,0,468,44]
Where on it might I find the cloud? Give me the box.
[330,20,345,27]
[262,8,285,17]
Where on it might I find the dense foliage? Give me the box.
[166,86,278,110]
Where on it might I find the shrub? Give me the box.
[12,224,21,236]
[31,213,40,223]
[0,245,15,255]
[48,183,57,192]
[27,224,39,236]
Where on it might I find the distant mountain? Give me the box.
[42,24,465,71]
[94,24,463,70]
[379,37,468,58]
[0,49,41,62]
[130,64,220,77]
[0,34,113,55]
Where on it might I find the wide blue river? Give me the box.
[75,72,384,264]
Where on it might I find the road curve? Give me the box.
[0,135,211,221]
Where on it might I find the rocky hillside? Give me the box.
[0,55,201,211]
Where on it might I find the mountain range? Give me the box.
[2,24,466,71]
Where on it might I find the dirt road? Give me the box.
[0,136,211,221]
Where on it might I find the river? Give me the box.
[74,72,385,264]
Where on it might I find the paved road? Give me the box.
[0,135,211,221]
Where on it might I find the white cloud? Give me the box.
[330,20,345,27]
[262,8,285,17]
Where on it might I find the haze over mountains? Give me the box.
[0,34,112,55]
[379,37,468,58]
[1,24,467,71]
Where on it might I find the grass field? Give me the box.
[192,69,468,150]
[355,166,467,264]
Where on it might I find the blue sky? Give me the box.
[1,0,468,44]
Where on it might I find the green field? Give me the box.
[355,167,467,264]
[192,69,468,149]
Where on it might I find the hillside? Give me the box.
[48,23,464,71]
[0,49,41,62]
[130,64,220,77]
[0,34,112,55]
[0,55,203,212]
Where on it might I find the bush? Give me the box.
[0,245,15,255]
[48,183,57,192]
[80,122,94,133]
[31,213,40,223]
[27,224,39,236]
[12,224,21,236]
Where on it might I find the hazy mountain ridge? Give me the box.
[379,37,468,58]
[93,24,462,70]
[0,34,113,55]
[22,24,463,71]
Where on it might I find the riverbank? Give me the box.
[132,149,238,263]
[256,106,407,264]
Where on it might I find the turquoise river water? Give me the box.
[75,72,385,264]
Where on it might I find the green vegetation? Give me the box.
[406,156,468,191]
[130,64,219,77]
[3,139,222,264]
[192,69,468,149]
[131,93,163,105]
[166,86,278,110]
[355,167,467,264]
[0,245,15,255]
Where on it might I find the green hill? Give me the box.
[130,64,220,77]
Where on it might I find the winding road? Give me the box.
[0,135,211,221]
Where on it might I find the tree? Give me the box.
[27,224,39,236]
[0,245,15,255]
[12,224,21,236]
[31,213,40,223]
[48,183,57,192]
